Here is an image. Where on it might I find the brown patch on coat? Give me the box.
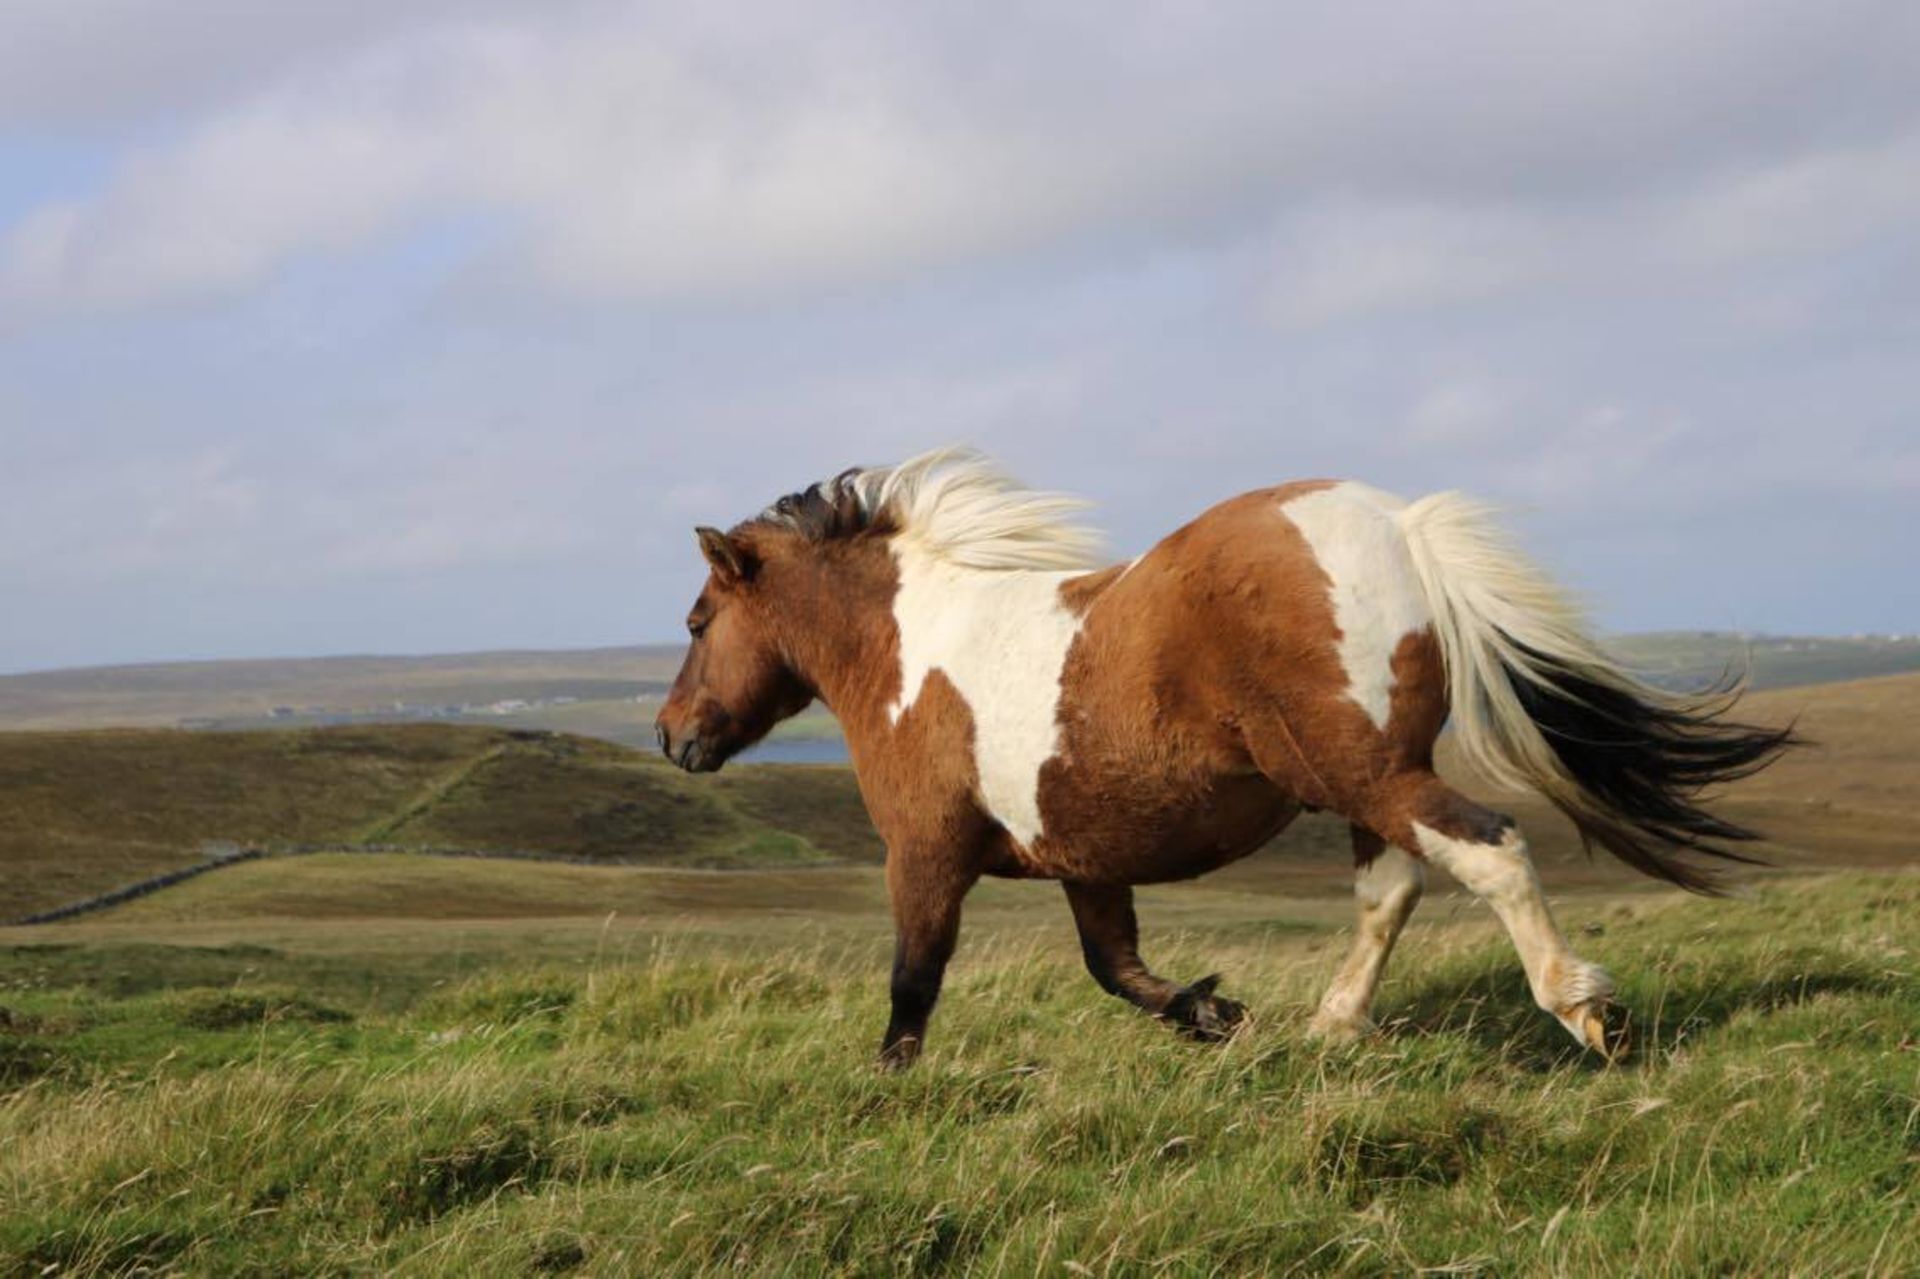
[1384,627,1447,766]
[1059,563,1127,615]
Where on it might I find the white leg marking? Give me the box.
[1280,483,1431,729]
[1414,822,1614,1046]
[1311,846,1425,1040]
[890,543,1083,848]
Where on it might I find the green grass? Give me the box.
[2,872,1914,1275]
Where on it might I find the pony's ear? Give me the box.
[695,526,754,585]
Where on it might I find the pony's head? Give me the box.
[654,524,816,772]
[654,450,1103,772]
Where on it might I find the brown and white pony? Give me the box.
[655,449,1792,1066]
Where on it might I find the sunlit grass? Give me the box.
[2,873,1915,1274]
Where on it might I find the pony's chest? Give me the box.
[888,561,1086,849]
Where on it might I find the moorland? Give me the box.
[0,657,1915,1274]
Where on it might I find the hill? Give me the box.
[3,668,1916,926]
[0,724,880,920]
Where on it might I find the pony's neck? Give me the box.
[769,541,908,732]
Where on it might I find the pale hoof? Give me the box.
[1560,999,1631,1062]
[1306,1009,1375,1044]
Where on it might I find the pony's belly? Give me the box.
[1021,775,1300,884]
[1129,795,1302,883]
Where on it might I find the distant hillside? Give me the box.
[0,725,881,919]
[1607,631,1920,693]
[2,633,1913,759]
[0,647,686,731]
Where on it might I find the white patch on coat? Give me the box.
[889,541,1083,848]
[1280,482,1431,729]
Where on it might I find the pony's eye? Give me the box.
[687,619,708,639]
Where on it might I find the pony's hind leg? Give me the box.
[1365,774,1629,1058]
[1063,882,1244,1041]
[1308,827,1424,1043]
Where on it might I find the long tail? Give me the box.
[1396,493,1798,894]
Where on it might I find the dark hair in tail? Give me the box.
[1398,493,1799,894]
[1506,645,1797,891]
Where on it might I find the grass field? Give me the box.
[1,865,1915,1274]
[1,668,1915,1273]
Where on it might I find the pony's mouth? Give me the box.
[661,730,728,773]
[680,741,725,772]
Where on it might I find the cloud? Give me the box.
[7,1,1920,319]
[0,0,509,128]
[1259,122,1920,330]
[0,428,600,590]
[1401,370,1533,449]
[1261,204,1553,329]
[3,1,1918,668]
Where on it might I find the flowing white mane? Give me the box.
[858,448,1105,571]
[763,447,1107,572]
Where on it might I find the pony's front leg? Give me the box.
[1063,882,1245,1041]
[878,854,978,1069]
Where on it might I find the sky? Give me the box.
[2,1,1916,673]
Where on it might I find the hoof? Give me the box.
[1306,1008,1375,1045]
[1561,999,1631,1062]
[1162,974,1247,1043]
[877,1034,922,1072]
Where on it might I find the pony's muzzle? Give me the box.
[656,720,723,773]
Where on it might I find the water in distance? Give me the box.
[737,737,851,765]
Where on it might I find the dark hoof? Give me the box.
[1161,974,1247,1043]
[878,1034,922,1071]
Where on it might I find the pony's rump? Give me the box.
[1396,494,1797,894]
